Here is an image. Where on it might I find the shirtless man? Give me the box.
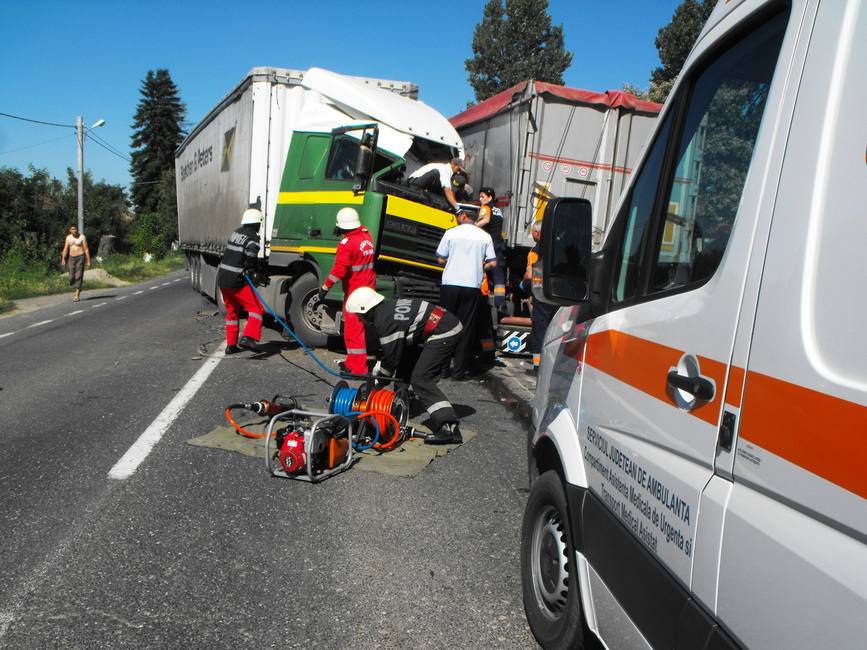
[60,225,91,302]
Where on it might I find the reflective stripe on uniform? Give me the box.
[350,262,374,271]
[428,322,462,341]
[327,274,339,284]
[426,401,452,414]
[493,286,506,294]
[346,348,366,354]
[226,320,239,326]
[406,301,430,337]
[225,243,244,253]
[219,262,245,273]
[248,312,263,321]
[379,331,404,345]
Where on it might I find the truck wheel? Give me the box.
[521,470,586,649]
[287,273,329,348]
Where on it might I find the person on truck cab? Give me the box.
[408,157,470,213]
[317,207,376,374]
[345,287,464,445]
[217,208,268,355]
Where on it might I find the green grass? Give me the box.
[99,251,185,283]
[0,251,184,311]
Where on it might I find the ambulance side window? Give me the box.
[613,10,787,303]
[614,115,673,302]
[649,12,787,293]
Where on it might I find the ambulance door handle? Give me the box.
[667,371,714,401]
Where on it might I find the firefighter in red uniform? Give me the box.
[317,207,376,374]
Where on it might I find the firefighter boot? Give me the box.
[424,422,463,445]
[238,336,267,354]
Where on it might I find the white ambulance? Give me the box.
[521,0,866,648]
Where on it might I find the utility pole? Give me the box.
[76,115,84,234]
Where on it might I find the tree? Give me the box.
[648,0,715,103]
[466,0,573,102]
[621,83,650,101]
[130,69,186,223]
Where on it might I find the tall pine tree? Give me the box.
[130,69,185,241]
[648,0,715,103]
[466,0,572,102]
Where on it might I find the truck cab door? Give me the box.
[572,10,791,647]
[272,131,364,247]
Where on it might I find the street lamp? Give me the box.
[76,116,106,234]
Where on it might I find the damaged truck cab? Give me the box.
[177,67,463,347]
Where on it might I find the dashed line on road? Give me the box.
[0,332,14,339]
[134,290,143,295]
[148,286,158,291]
[108,344,226,480]
[26,319,53,329]
[162,282,170,286]
[116,295,127,301]
[65,309,84,316]
[173,278,182,282]
[91,302,107,309]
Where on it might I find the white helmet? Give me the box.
[336,207,361,230]
[241,208,264,225]
[345,286,385,314]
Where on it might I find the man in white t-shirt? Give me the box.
[435,212,497,380]
[408,157,468,212]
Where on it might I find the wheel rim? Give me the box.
[301,290,336,334]
[530,504,570,621]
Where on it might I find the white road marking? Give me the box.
[108,345,226,480]
[27,319,53,328]
[173,278,182,282]
[148,286,158,291]
[0,332,14,339]
[66,309,84,316]
[116,295,127,301]
[162,282,170,286]
[134,290,143,295]
[91,302,107,308]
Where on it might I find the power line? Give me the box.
[87,132,130,161]
[0,111,75,129]
[0,133,73,156]
[86,133,131,162]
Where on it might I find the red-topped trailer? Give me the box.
[450,82,661,354]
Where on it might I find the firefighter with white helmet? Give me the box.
[318,207,377,374]
[345,287,464,444]
[217,208,268,354]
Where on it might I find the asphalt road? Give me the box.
[0,273,536,648]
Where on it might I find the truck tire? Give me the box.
[287,272,329,348]
[521,470,586,649]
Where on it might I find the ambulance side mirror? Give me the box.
[540,198,592,304]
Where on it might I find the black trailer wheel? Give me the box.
[521,470,586,649]
[287,272,330,348]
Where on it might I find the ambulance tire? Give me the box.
[288,273,328,348]
[521,470,586,649]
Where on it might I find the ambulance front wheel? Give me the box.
[521,470,587,649]
[288,272,329,348]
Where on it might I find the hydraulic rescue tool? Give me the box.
[225,378,414,483]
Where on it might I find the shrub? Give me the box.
[130,212,172,259]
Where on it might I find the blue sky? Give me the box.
[0,0,681,190]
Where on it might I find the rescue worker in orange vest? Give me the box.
[318,207,376,374]
[524,219,557,372]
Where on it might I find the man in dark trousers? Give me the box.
[524,220,557,372]
[317,207,376,374]
[217,208,267,354]
[344,287,464,445]
[436,210,497,380]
